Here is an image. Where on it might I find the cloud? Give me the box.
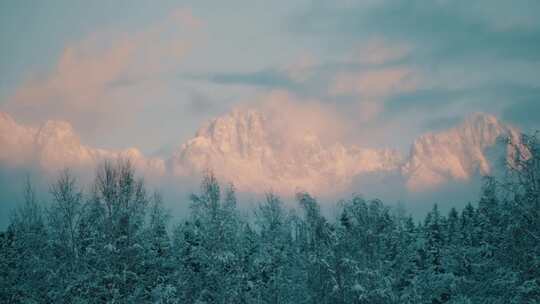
[328,63,421,123]
[208,69,295,88]
[254,90,347,145]
[171,8,204,29]
[170,90,402,195]
[3,8,203,146]
[293,0,540,61]
[199,37,421,127]
[283,53,317,83]
[329,40,418,99]
[330,67,420,98]
[287,0,540,138]
[200,53,318,92]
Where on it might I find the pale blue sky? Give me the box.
[1,0,539,154]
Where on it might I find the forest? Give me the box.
[0,134,539,304]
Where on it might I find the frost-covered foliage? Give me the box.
[1,134,540,303]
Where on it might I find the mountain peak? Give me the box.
[170,107,401,195]
[36,120,80,147]
[0,112,36,166]
[0,111,13,122]
[0,106,525,196]
[465,112,499,125]
[403,113,519,191]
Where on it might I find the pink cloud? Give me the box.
[326,39,420,123]
[3,8,203,141]
[330,67,420,98]
[283,53,317,83]
[256,90,347,145]
[329,66,421,124]
[170,90,401,195]
[171,8,204,29]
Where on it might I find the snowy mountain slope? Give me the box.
[401,113,522,191]
[0,109,523,195]
[0,112,36,166]
[171,111,522,194]
[0,112,165,175]
[168,108,402,194]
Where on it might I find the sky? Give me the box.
[2,0,539,153]
[1,0,540,226]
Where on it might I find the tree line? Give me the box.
[0,134,539,303]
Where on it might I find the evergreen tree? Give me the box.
[1,133,539,303]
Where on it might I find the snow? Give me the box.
[169,107,402,195]
[0,110,524,195]
[402,113,522,191]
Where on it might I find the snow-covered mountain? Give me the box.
[0,112,165,175]
[0,109,523,195]
[0,112,36,166]
[401,113,521,191]
[169,108,401,194]
[170,111,522,194]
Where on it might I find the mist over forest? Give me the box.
[1,133,538,303]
